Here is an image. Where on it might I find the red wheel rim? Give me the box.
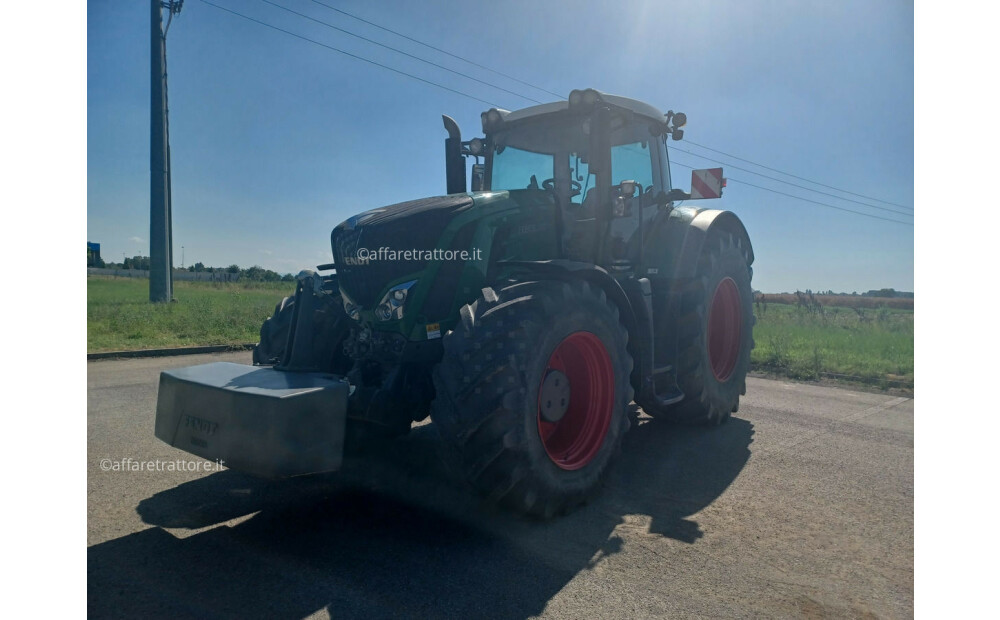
[536,331,615,470]
[708,277,742,381]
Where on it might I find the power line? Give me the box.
[671,147,913,218]
[258,0,542,104]
[201,0,912,226]
[305,0,565,100]
[683,139,913,211]
[303,3,913,216]
[670,157,912,226]
[196,0,501,107]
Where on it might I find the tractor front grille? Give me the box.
[332,228,427,307]
[330,195,474,307]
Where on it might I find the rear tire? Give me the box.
[431,279,634,517]
[645,231,754,425]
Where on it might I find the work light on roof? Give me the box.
[481,108,505,133]
[568,88,601,108]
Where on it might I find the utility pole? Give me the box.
[149,0,183,302]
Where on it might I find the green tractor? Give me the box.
[155,89,755,517]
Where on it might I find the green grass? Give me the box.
[88,276,294,352]
[89,276,914,389]
[750,303,913,386]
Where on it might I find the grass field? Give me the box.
[87,276,293,352]
[750,303,913,387]
[88,276,913,389]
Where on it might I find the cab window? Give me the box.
[491,146,553,190]
[611,141,654,193]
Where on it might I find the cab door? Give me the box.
[604,138,663,271]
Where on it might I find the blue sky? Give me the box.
[87,0,913,293]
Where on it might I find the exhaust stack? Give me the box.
[442,115,466,195]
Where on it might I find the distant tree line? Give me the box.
[121,256,150,270]
[860,288,913,299]
[102,256,295,282]
[755,289,914,311]
[766,288,913,298]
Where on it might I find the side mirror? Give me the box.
[612,180,638,218]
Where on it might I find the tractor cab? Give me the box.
[444,89,705,273]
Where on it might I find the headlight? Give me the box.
[341,288,361,321]
[375,280,417,321]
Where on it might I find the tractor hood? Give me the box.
[330,195,476,307]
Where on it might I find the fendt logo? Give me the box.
[341,255,371,266]
[183,415,218,436]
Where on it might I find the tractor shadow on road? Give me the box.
[89,411,753,618]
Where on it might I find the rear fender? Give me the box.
[672,209,754,279]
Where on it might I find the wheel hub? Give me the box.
[538,369,571,423]
[536,331,614,470]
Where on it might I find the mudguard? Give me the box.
[499,259,640,338]
[674,208,754,278]
[645,207,754,281]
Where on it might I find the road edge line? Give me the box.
[87,344,256,360]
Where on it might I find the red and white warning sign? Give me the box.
[690,167,726,199]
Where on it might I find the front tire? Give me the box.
[252,296,295,365]
[252,292,352,374]
[430,280,634,517]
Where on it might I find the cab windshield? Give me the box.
[489,116,595,204]
[488,113,660,203]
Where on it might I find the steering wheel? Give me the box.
[542,178,582,197]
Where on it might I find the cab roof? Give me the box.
[498,91,667,125]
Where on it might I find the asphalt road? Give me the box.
[87,352,913,619]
